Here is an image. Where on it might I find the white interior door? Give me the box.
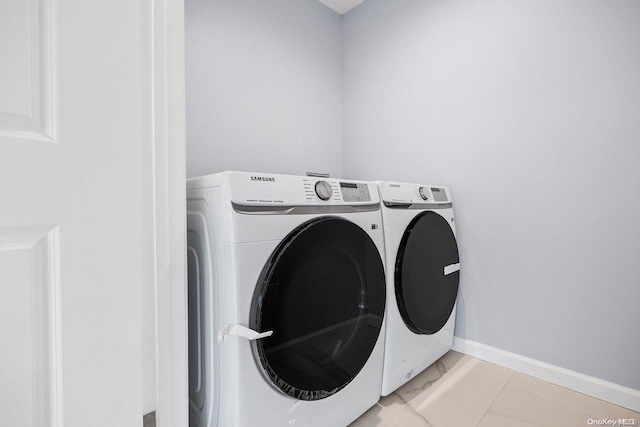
[0,0,187,425]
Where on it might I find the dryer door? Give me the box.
[251,217,386,401]
[395,211,459,335]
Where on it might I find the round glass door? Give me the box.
[395,211,459,335]
[250,217,386,401]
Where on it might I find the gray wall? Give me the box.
[186,0,343,178]
[342,0,640,389]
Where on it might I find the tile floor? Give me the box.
[350,351,639,427]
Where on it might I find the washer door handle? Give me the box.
[225,324,273,340]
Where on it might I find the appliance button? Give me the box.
[315,181,333,200]
[419,187,429,200]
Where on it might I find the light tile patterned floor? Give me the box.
[350,351,639,427]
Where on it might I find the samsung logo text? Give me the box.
[251,176,276,182]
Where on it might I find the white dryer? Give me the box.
[377,181,460,396]
[187,171,387,427]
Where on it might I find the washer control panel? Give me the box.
[304,179,372,203]
[379,181,451,205]
[227,172,378,206]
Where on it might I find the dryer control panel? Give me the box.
[378,181,451,205]
[227,171,379,207]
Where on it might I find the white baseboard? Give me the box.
[452,337,640,412]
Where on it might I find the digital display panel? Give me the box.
[340,183,358,189]
[431,187,447,202]
[339,182,371,202]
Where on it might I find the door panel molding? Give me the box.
[0,0,57,142]
[0,225,61,426]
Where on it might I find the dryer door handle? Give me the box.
[226,324,273,341]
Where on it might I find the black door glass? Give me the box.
[395,211,459,335]
[251,217,386,401]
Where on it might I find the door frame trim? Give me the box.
[152,0,188,424]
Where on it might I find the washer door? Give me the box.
[251,217,386,401]
[395,211,459,335]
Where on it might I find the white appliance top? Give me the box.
[377,181,452,206]
[188,171,380,207]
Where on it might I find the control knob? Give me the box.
[315,181,333,201]
[419,187,429,201]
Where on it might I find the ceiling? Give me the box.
[317,0,367,15]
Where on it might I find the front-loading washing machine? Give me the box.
[377,181,460,396]
[187,171,387,426]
